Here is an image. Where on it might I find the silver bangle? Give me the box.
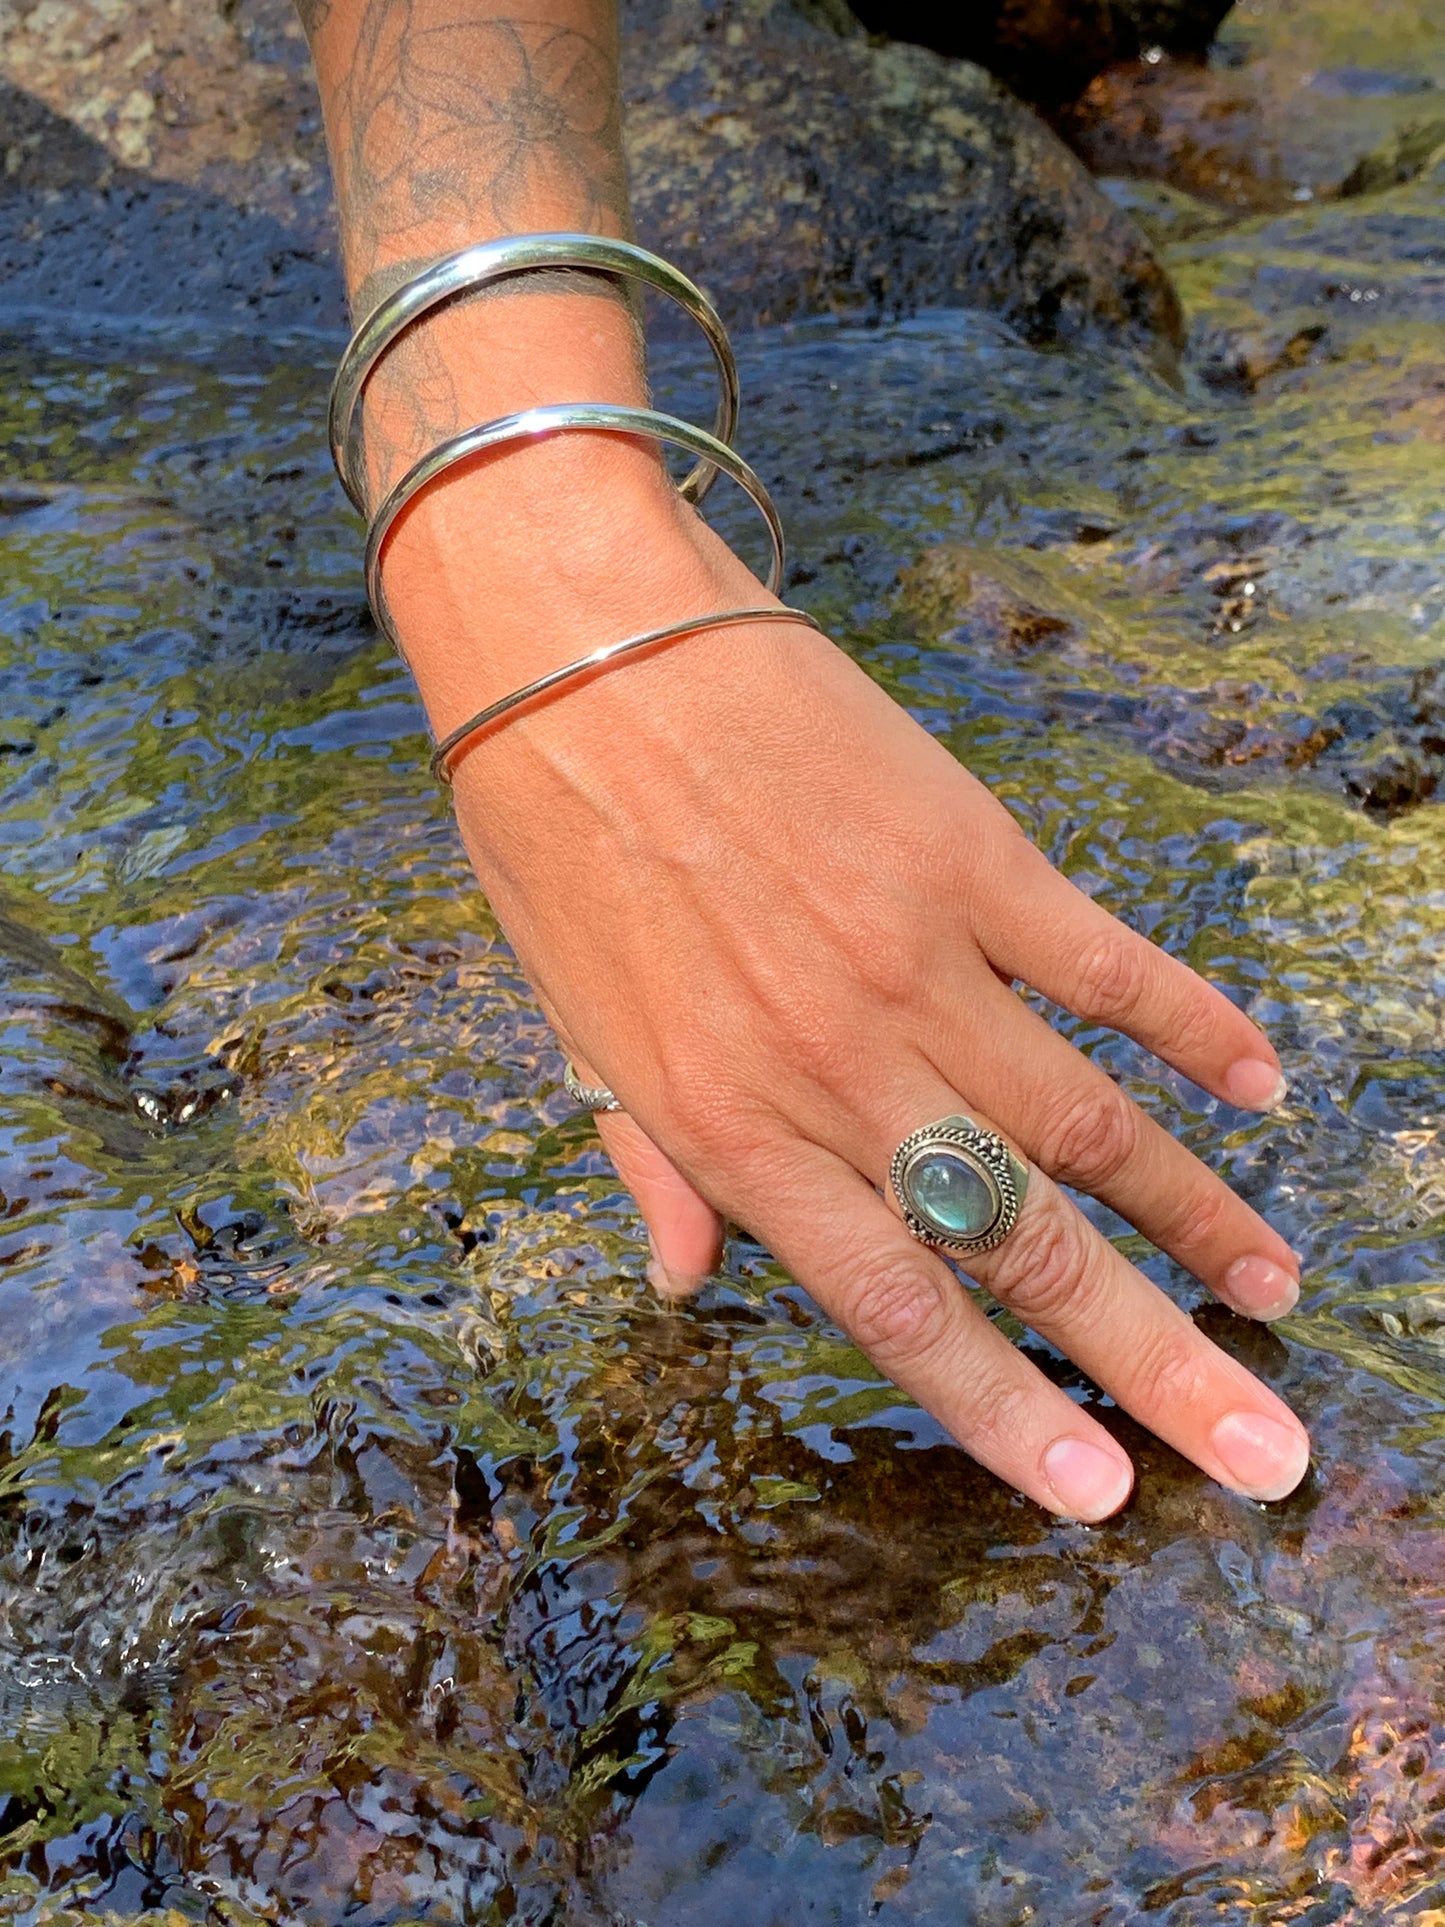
[328,233,740,514]
[365,402,788,656]
[431,605,824,782]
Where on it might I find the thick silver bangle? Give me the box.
[431,605,824,783]
[328,233,740,514]
[364,402,788,656]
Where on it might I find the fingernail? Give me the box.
[646,1235,699,1302]
[1210,1409,1310,1501]
[1223,1254,1300,1320]
[1225,1059,1288,1111]
[1043,1437,1134,1521]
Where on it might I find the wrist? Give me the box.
[356,280,649,508]
[380,437,763,738]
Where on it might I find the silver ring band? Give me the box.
[431,605,823,781]
[564,1062,621,1112]
[329,232,740,514]
[364,402,788,656]
[890,1114,1031,1255]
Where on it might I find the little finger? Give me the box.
[549,1029,724,1298]
[595,1107,726,1296]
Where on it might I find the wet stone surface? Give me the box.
[0,0,1182,358]
[0,116,1442,1927]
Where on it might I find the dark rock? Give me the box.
[0,0,1184,361]
[1058,56,1302,210]
[1344,749,1440,816]
[1057,6,1445,210]
[623,0,1183,353]
[1194,321,1330,395]
[843,0,1233,109]
[0,0,345,330]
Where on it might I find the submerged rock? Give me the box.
[0,901,134,1138]
[0,0,1183,359]
[902,544,1097,655]
[1340,114,1445,196]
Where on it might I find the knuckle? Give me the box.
[846,1253,955,1370]
[1074,927,1151,1028]
[1039,1086,1140,1192]
[664,1058,770,1155]
[1128,1321,1213,1414]
[662,1052,731,1129]
[1162,980,1224,1061]
[956,1367,1035,1452]
[990,1201,1098,1328]
[1158,1178,1233,1256]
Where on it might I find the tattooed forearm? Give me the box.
[298,0,639,506]
[295,0,332,41]
[319,1,629,303]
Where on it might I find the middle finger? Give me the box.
[827,1073,1310,1502]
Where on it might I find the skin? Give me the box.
[300,0,1311,1522]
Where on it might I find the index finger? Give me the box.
[974,843,1288,1114]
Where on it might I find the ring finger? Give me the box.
[831,1077,1310,1504]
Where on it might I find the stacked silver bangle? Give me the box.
[327,232,821,786]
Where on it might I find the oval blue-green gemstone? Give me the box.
[906,1149,999,1239]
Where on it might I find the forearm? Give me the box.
[302,0,710,736]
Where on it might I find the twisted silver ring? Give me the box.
[564,1062,621,1113]
[890,1114,1030,1255]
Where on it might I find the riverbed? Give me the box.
[0,95,1443,1927]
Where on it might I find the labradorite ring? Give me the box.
[890,1115,1030,1255]
[564,1062,622,1113]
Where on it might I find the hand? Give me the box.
[388,445,1309,1523]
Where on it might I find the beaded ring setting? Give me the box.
[890,1115,1030,1255]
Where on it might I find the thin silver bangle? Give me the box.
[328,233,740,514]
[430,605,824,783]
[364,402,788,656]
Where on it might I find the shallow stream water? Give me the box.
[0,145,1443,1924]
